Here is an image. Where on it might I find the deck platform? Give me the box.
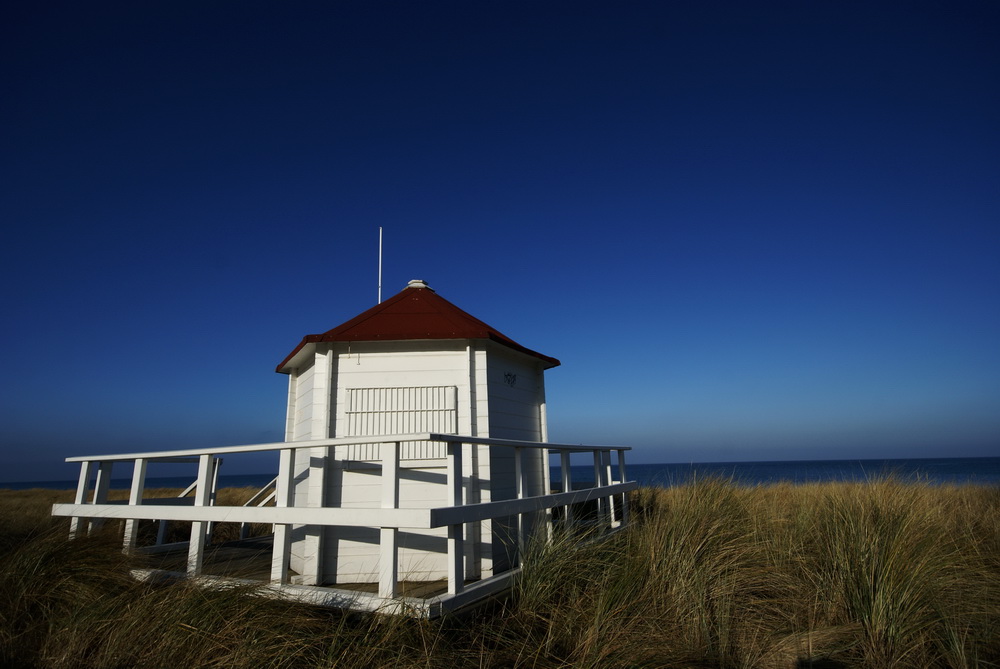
[53,433,637,617]
[139,535,455,600]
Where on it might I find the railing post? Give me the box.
[379,441,400,600]
[270,448,294,584]
[592,450,605,523]
[155,517,169,546]
[122,458,147,552]
[69,460,93,539]
[541,446,553,542]
[187,454,214,575]
[446,440,464,595]
[205,456,222,543]
[617,449,630,526]
[602,450,616,527]
[560,450,574,531]
[514,446,525,564]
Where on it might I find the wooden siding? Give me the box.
[485,345,546,497]
[323,342,471,581]
[290,359,316,510]
[484,345,548,572]
[320,462,461,582]
[283,347,336,582]
[281,339,550,583]
[291,361,315,441]
[332,343,468,438]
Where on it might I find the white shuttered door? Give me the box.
[344,386,456,460]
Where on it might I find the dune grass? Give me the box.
[1,479,997,668]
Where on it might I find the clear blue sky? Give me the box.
[2,2,998,481]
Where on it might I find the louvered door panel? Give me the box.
[344,386,456,460]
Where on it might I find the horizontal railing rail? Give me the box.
[428,482,636,527]
[53,434,636,612]
[52,502,435,527]
[53,484,636,531]
[61,433,629,462]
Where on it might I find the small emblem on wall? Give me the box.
[504,372,517,387]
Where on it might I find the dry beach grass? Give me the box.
[0,479,997,668]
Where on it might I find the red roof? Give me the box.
[276,282,560,372]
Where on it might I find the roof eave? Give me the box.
[275,335,322,374]
[486,333,561,368]
[276,333,560,373]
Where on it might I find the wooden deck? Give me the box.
[140,535,453,600]
[55,433,636,615]
[142,536,276,580]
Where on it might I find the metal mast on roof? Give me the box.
[377,227,383,304]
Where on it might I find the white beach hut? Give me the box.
[54,279,635,615]
[275,279,560,586]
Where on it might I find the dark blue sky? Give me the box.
[2,2,998,480]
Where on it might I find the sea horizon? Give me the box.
[3,455,998,491]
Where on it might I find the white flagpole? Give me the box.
[377,227,383,304]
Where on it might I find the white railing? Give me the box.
[51,433,636,614]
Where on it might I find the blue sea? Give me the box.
[620,457,1000,487]
[3,457,998,491]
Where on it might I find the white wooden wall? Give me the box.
[284,338,549,585]
[485,345,547,497]
[286,348,334,580]
[322,342,471,582]
[484,345,548,571]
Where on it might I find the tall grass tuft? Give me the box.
[808,481,1000,667]
[0,528,139,668]
[1,480,997,667]
[630,479,788,665]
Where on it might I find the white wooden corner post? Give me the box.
[540,395,553,542]
[270,447,295,583]
[303,348,332,585]
[447,439,465,595]
[122,458,148,552]
[187,454,215,575]
[379,442,401,599]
